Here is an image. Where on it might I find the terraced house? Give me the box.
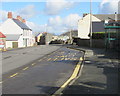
[0,12,35,49]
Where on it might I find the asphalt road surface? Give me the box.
[2,45,61,74]
[1,45,84,95]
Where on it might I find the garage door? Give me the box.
[12,42,18,48]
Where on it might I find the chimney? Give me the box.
[17,16,22,22]
[22,19,26,23]
[83,13,88,17]
[8,12,12,19]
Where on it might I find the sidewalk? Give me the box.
[61,45,119,95]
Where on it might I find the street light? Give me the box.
[90,0,92,48]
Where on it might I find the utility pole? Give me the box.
[45,24,48,45]
[69,15,72,44]
[90,0,92,48]
[70,29,72,44]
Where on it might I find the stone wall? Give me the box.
[75,38,105,48]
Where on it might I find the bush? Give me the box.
[92,32,105,39]
[91,32,117,39]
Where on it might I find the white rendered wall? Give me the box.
[0,19,23,35]
[78,14,101,39]
[23,30,34,47]
[6,41,13,48]
[18,35,23,48]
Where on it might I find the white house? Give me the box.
[78,13,120,39]
[0,12,35,48]
[78,14,101,39]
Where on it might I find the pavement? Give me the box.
[61,45,119,95]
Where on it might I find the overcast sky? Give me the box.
[0,0,119,35]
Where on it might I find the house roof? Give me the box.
[93,14,120,21]
[5,34,21,41]
[92,22,105,32]
[0,32,6,38]
[12,19,31,30]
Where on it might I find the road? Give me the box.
[1,45,84,95]
[2,45,61,74]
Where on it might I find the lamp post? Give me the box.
[90,0,92,48]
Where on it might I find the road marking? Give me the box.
[10,73,19,78]
[47,54,51,56]
[53,58,58,61]
[47,58,52,61]
[70,58,74,60]
[0,81,3,84]
[80,57,83,61]
[52,61,81,96]
[60,56,64,57]
[66,58,69,60]
[38,59,42,62]
[74,58,77,60]
[43,57,47,59]
[22,67,29,70]
[31,63,36,66]
[65,58,68,60]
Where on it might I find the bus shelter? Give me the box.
[105,22,120,51]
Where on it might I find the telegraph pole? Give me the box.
[70,29,72,44]
[90,0,92,48]
[70,15,72,44]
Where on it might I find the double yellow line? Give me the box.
[52,57,83,96]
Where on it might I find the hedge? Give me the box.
[90,32,117,39]
[92,32,105,39]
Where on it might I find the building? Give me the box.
[0,32,6,50]
[5,34,22,48]
[78,14,101,39]
[0,12,35,48]
[35,33,42,45]
[78,13,120,39]
[36,32,54,45]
